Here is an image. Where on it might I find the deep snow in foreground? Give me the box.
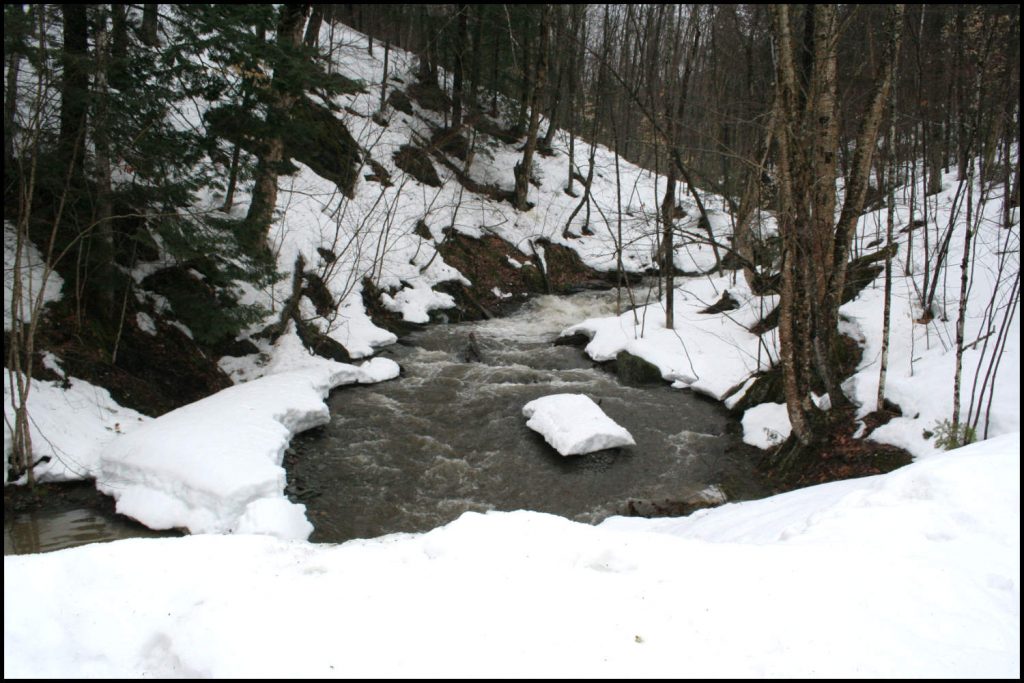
[4,433,1018,678]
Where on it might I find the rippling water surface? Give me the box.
[289,288,770,543]
[5,288,771,555]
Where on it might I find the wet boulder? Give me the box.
[614,351,663,385]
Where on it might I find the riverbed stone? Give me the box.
[614,351,663,385]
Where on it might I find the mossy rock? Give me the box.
[432,280,493,322]
[615,350,663,385]
[284,98,362,198]
[294,318,350,363]
[407,80,452,113]
[363,157,392,187]
[520,261,547,293]
[413,219,434,241]
[387,89,413,115]
[553,333,590,348]
[393,144,442,187]
[32,291,232,417]
[433,128,470,160]
[532,238,604,292]
[728,366,785,415]
[699,289,740,314]
[748,305,780,335]
[360,278,424,337]
[301,270,336,317]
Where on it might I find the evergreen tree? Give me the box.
[6,5,367,348]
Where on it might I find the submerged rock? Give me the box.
[619,485,729,518]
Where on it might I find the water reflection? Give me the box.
[4,505,175,555]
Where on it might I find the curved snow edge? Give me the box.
[97,358,400,540]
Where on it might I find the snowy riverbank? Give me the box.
[5,326,399,538]
[5,432,1018,677]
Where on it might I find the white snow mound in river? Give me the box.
[522,393,636,456]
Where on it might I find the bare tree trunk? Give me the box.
[244,5,311,251]
[141,3,159,47]
[513,6,549,212]
[303,5,323,47]
[4,44,20,173]
[417,5,436,85]
[490,13,500,117]
[379,40,390,113]
[92,16,116,322]
[468,5,483,110]
[451,4,467,131]
[950,159,975,441]
[733,104,776,290]
[222,143,242,212]
[661,163,677,329]
[514,24,531,135]
[878,83,898,410]
[59,3,88,189]
[564,6,583,196]
[613,116,625,313]
[819,5,904,410]
[539,6,564,151]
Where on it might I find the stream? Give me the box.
[287,287,771,543]
[5,287,772,555]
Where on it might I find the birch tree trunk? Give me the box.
[770,4,904,456]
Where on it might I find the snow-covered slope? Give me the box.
[226,23,746,363]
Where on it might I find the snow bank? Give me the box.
[835,169,1021,458]
[4,433,1017,678]
[522,393,635,456]
[564,277,777,400]
[3,369,149,484]
[98,357,399,540]
[741,402,792,450]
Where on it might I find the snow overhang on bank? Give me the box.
[97,356,399,540]
[562,276,776,400]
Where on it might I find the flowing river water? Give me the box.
[287,288,772,543]
[5,287,772,555]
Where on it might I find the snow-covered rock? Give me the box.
[522,393,636,456]
[742,402,792,449]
